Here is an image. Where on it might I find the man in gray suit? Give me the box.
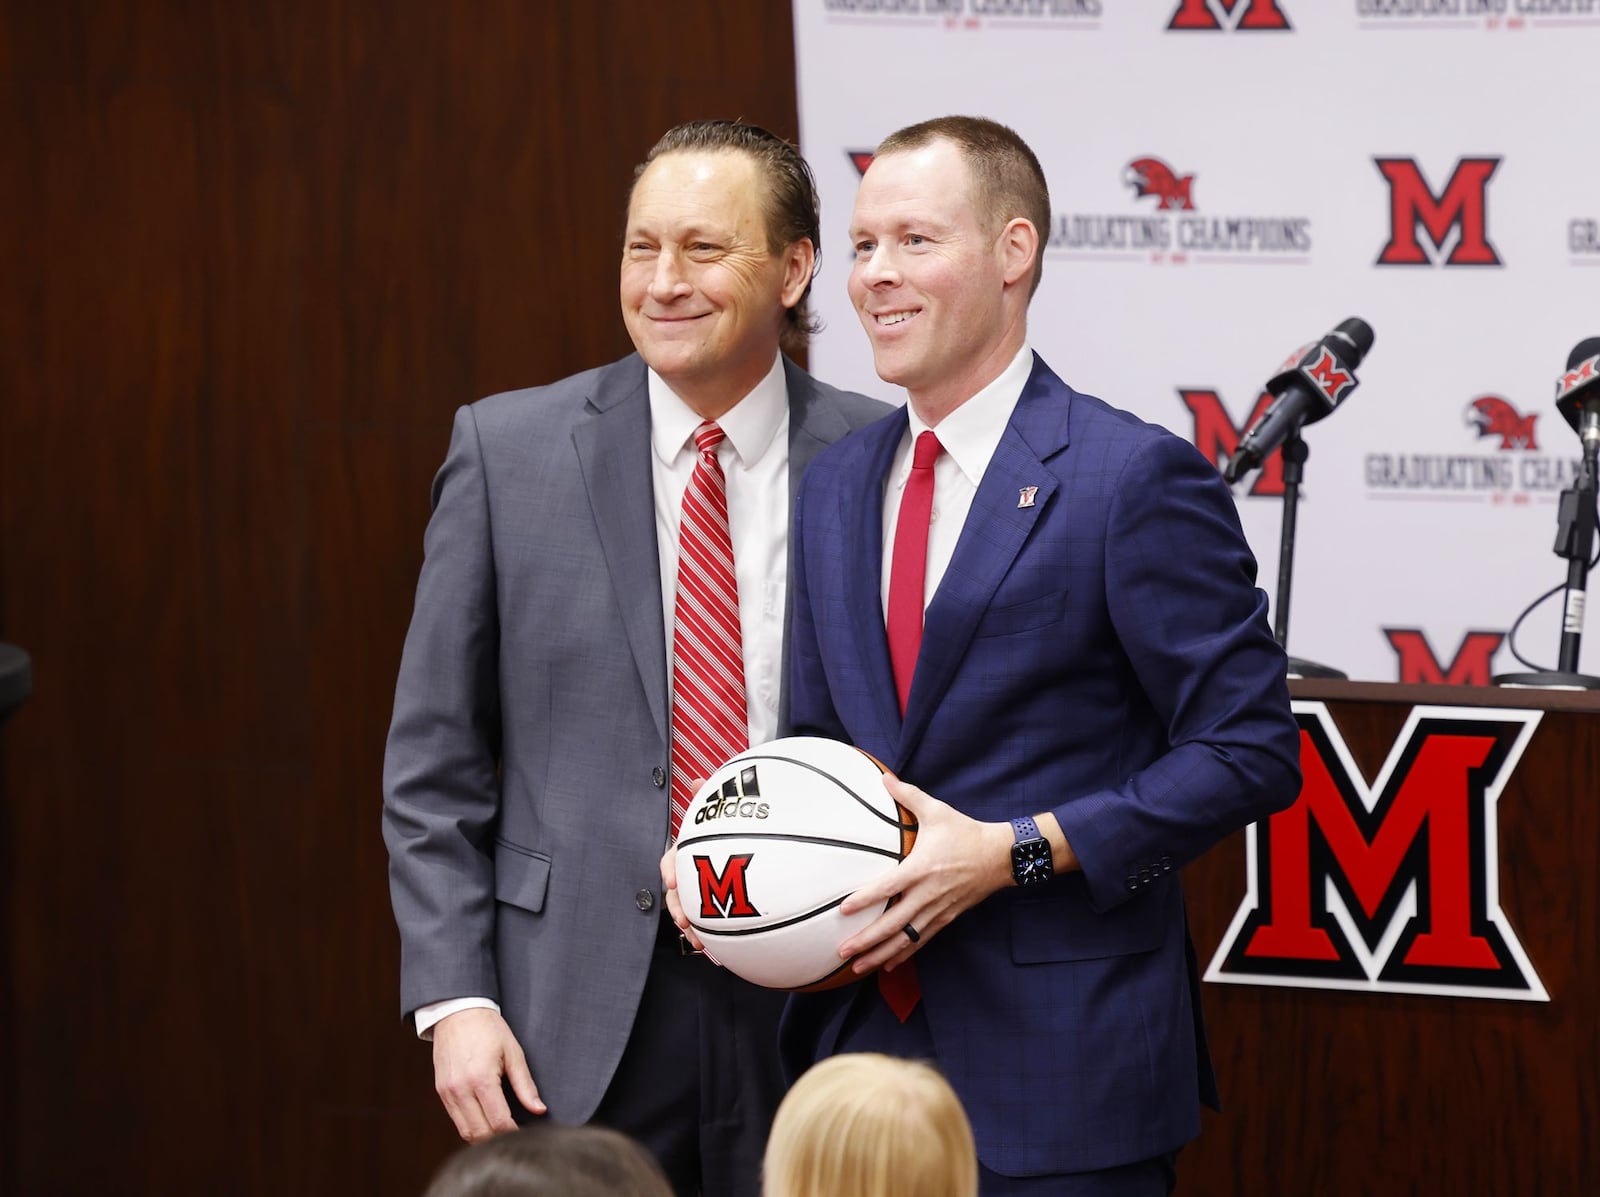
[382,120,887,1197]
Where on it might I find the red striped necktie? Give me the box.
[878,429,943,1021]
[669,422,748,840]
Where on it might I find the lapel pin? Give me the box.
[1018,486,1038,509]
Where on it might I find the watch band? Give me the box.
[1010,816,1053,887]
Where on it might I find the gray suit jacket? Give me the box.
[383,353,886,1121]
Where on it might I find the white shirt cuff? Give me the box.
[414,996,501,1040]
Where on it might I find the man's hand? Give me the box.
[660,841,706,953]
[432,1007,545,1142]
[838,773,1014,975]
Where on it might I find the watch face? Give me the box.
[1012,838,1052,885]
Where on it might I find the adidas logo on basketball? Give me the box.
[692,795,770,824]
[691,793,771,825]
[691,764,771,824]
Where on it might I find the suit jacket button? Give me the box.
[636,889,655,912]
[651,767,667,789]
[1126,875,1140,891]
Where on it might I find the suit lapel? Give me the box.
[841,414,908,751]
[899,357,1073,763]
[572,358,670,744]
[784,357,852,502]
[781,359,901,742]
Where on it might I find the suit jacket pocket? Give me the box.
[1009,888,1167,963]
[973,587,1070,639]
[494,839,552,914]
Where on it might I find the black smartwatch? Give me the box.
[1010,816,1053,887]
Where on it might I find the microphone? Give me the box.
[1555,336,1600,453]
[1224,317,1375,484]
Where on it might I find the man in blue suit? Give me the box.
[780,117,1302,1194]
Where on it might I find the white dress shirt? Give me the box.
[881,344,1034,614]
[416,355,791,1039]
[650,354,789,749]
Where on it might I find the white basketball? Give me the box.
[672,736,916,990]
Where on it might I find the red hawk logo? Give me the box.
[1206,702,1547,1001]
[1167,0,1291,30]
[1375,157,1502,267]
[1465,396,1538,451]
[1125,157,1196,210]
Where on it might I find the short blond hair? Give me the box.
[763,1054,978,1197]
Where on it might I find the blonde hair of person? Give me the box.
[763,1053,978,1197]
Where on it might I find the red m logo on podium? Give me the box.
[1206,703,1546,1000]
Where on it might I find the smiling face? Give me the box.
[847,139,1035,424]
[620,150,814,419]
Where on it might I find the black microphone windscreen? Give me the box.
[1566,336,1600,371]
[1557,336,1600,436]
[1330,317,1374,367]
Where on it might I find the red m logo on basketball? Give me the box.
[1206,703,1546,1000]
[1384,629,1505,686]
[1178,388,1285,497]
[1374,157,1502,267]
[694,854,760,919]
[1167,0,1291,30]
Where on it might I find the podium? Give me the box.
[1183,679,1600,1195]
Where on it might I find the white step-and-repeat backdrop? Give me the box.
[793,0,1600,683]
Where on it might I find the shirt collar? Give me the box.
[648,354,788,469]
[905,343,1034,487]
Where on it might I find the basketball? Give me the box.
[671,736,917,991]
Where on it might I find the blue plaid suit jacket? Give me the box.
[782,354,1301,1178]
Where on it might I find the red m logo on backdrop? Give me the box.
[694,854,760,919]
[1375,157,1502,266]
[1178,388,1285,497]
[1206,703,1546,1000]
[1384,629,1505,685]
[1167,0,1291,30]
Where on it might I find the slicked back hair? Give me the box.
[875,115,1050,298]
[632,119,822,353]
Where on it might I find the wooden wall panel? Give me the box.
[0,3,800,1192]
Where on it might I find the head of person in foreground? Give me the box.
[763,1053,979,1197]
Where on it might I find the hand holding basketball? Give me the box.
[660,833,704,953]
[837,773,1015,976]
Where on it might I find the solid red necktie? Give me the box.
[669,422,747,840]
[886,431,944,711]
[879,429,942,1020]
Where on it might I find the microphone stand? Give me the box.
[1494,440,1600,689]
[1273,431,1347,680]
